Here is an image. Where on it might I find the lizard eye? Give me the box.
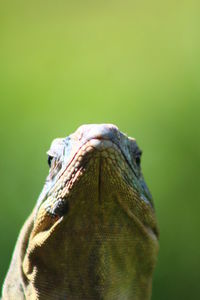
[47,155,54,168]
[135,155,141,166]
[135,151,142,167]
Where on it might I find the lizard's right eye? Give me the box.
[47,155,54,167]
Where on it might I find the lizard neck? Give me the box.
[23,192,158,300]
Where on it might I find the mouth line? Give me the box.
[68,137,138,184]
[60,137,136,185]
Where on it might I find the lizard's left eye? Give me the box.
[135,155,141,166]
[135,151,142,167]
[47,155,54,167]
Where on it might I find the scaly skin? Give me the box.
[2,124,159,300]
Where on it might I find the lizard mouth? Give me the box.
[47,137,139,199]
[57,137,152,206]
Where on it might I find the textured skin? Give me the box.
[2,124,159,300]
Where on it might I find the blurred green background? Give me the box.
[0,1,200,299]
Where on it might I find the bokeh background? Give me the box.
[0,1,200,299]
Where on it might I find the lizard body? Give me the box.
[2,124,159,300]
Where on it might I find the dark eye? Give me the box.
[135,151,142,167]
[47,155,54,167]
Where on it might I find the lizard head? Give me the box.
[23,124,159,299]
[35,124,158,236]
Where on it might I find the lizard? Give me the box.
[2,124,159,300]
